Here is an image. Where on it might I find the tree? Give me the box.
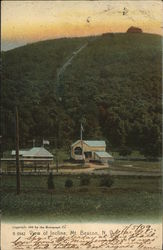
[99,176,114,187]
[140,124,162,159]
[47,172,54,205]
[65,179,73,188]
[2,33,161,154]
[80,175,91,186]
[119,146,132,157]
[48,172,54,189]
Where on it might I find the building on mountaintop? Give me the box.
[127,26,143,33]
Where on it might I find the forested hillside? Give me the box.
[1,33,162,157]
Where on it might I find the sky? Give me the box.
[1,0,163,51]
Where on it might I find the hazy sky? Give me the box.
[1,0,162,51]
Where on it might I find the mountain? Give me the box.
[1,33,162,157]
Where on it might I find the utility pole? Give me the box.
[15,107,20,195]
[80,123,84,162]
[55,122,59,173]
[56,146,59,173]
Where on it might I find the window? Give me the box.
[74,147,82,155]
[84,152,92,158]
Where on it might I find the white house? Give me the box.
[71,140,113,163]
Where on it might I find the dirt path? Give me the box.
[52,163,162,177]
[52,163,109,174]
[2,163,161,177]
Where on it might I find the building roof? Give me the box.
[72,140,106,147]
[84,140,106,147]
[23,147,53,158]
[12,147,53,158]
[95,151,113,158]
[12,150,28,156]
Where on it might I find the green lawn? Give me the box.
[111,160,161,171]
[111,150,144,158]
[1,174,162,223]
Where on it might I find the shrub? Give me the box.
[119,146,132,156]
[99,176,114,188]
[65,179,73,188]
[47,172,54,190]
[79,187,88,192]
[80,175,90,186]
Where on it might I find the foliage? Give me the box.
[1,33,162,158]
[47,172,54,190]
[65,179,73,188]
[99,176,114,187]
[118,146,132,156]
[3,174,161,222]
[80,175,91,186]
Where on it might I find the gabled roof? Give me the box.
[12,147,53,158]
[84,140,106,147]
[71,140,106,147]
[95,151,113,158]
[23,147,53,158]
[71,140,80,147]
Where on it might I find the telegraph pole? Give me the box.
[55,120,59,173]
[15,107,20,195]
[56,145,59,173]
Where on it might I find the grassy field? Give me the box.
[110,160,162,172]
[1,173,162,223]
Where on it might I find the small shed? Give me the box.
[94,151,113,163]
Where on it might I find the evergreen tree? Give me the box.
[48,172,54,190]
